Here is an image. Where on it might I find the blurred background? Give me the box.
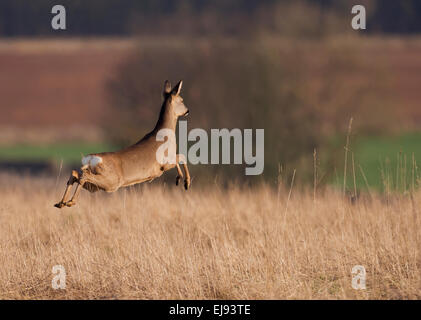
[0,0,421,192]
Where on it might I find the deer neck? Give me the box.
[153,100,178,133]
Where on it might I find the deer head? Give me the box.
[163,80,189,117]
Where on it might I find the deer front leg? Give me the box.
[176,154,191,190]
[182,162,191,190]
[175,162,184,186]
[54,170,79,208]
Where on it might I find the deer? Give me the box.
[54,80,191,209]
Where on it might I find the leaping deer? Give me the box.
[54,80,190,209]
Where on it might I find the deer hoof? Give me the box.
[54,202,65,209]
[65,200,76,207]
[176,176,181,186]
[184,179,190,190]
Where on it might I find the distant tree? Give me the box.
[1,0,421,37]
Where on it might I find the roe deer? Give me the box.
[54,80,190,208]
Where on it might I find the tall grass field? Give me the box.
[0,173,419,299]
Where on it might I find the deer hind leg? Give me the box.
[54,170,80,209]
[64,170,94,207]
[176,154,191,190]
[65,180,84,207]
[66,167,121,207]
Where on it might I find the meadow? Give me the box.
[0,143,117,163]
[2,131,421,189]
[1,37,421,300]
[0,173,419,299]
[324,132,421,191]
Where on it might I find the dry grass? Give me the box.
[0,173,420,299]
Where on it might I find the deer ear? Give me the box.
[163,80,172,95]
[172,80,183,96]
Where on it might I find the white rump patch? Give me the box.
[81,155,103,170]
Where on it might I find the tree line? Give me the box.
[1,0,421,37]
